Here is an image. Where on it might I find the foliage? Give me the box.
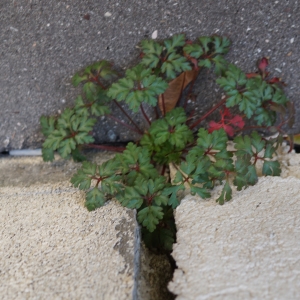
[40,34,294,252]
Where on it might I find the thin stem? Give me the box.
[113,100,143,134]
[92,76,106,89]
[160,164,167,176]
[85,144,126,153]
[107,115,143,135]
[161,93,166,116]
[235,125,267,133]
[189,97,227,130]
[140,104,151,126]
[172,163,190,184]
[183,71,199,109]
[154,105,160,120]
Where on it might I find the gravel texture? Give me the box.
[1,0,300,151]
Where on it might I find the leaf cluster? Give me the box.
[40,34,294,252]
[216,64,289,124]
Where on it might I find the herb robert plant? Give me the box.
[41,34,294,251]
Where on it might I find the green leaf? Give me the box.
[254,107,276,126]
[93,60,117,80]
[58,139,76,158]
[142,75,168,102]
[239,92,259,118]
[108,78,134,101]
[262,161,281,176]
[161,52,191,79]
[126,64,151,81]
[250,131,265,153]
[213,36,231,54]
[117,186,144,209]
[190,186,211,199]
[142,226,175,252]
[163,184,185,208]
[141,40,163,68]
[234,156,257,190]
[197,128,228,151]
[85,188,106,211]
[212,55,228,76]
[43,129,65,150]
[198,59,212,68]
[164,34,186,54]
[99,158,121,177]
[101,176,122,195]
[264,143,276,159]
[198,36,213,53]
[234,135,253,156]
[71,148,86,162]
[216,181,232,205]
[137,206,164,232]
[42,147,55,162]
[149,108,193,149]
[70,161,97,190]
[90,103,110,116]
[72,73,88,87]
[183,44,204,58]
[272,87,288,105]
[40,116,56,137]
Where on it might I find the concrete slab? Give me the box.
[1,0,300,151]
[0,183,138,300]
[169,151,300,299]
[0,154,176,299]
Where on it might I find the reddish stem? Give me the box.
[140,104,151,126]
[85,144,126,153]
[107,115,142,135]
[160,164,167,176]
[92,76,106,89]
[183,71,199,109]
[113,100,143,134]
[189,97,227,130]
[161,93,166,116]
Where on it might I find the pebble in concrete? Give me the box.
[169,176,300,300]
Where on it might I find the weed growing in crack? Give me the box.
[41,34,295,252]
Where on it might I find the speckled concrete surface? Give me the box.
[0,181,137,299]
[169,151,300,299]
[1,0,300,151]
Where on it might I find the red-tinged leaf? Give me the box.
[190,58,200,70]
[223,125,235,137]
[222,107,231,117]
[246,72,260,79]
[208,121,223,133]
[158,70,199,114]
[185,40,193,45]
[229,115,245,129]
[258,57,268,73]
[268,77,286,86]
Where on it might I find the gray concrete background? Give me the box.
[1,0,300,151]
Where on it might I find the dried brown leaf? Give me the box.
[158,70,199,115]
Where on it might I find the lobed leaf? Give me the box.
[138,206,164,232]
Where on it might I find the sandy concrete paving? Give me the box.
[169,151,300,299]
[0,154,140,299]
[0,182,138,300]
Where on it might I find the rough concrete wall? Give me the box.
[0,181,137,299]
[1,0,300,151]
[169,151,300,299]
